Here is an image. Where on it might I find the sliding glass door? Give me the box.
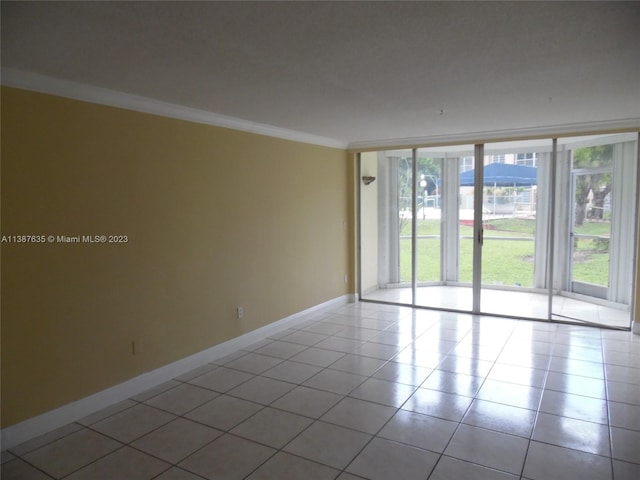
[413,146,474,311]
[359,145,475,311]
[479,140,551,320]
[551,133,638,328]
[358,132,638,330]
[570,170,612,300]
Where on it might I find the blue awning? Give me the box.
[459,163,537,186]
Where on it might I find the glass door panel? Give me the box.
[360,149,414,305]
[480,140,551,319]
[456,150,475,311]
[570,171,611,299]
[415,145,474,311]
[552,133,637,329]
[415,155,441,285]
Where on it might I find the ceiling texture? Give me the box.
[2,1,639,149]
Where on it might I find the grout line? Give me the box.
[6,303,640,479]
[602,328,617,480]
[423,319,522,478]
[517,324,556,479]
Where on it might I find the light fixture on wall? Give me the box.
[362,176,376,185]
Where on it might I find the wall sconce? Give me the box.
[362,176,376,186]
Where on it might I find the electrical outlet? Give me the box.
[237,306,244,319]
[344,274,348,284]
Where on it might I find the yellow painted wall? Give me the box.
[0,87,352,427]
[360,152,379,293]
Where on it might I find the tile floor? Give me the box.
[3,302,640,479]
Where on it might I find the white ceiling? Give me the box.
[2,1,639,149]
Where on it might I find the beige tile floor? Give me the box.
[2,302,640,479]
[364,286,631,329]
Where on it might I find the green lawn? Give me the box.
[400,218,609,286]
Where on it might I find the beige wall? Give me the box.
[0,87,353,427]
[359,152,379,294]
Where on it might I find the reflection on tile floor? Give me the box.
[365,286,631,329]
[3,302,640,479]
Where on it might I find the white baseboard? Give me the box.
[1,294,356,450]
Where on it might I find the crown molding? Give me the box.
[347,119,640,152]
[4,69,637,153]
[1,68,348,150]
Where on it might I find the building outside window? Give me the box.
[460,156,474,172]
[516,152,537,166]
